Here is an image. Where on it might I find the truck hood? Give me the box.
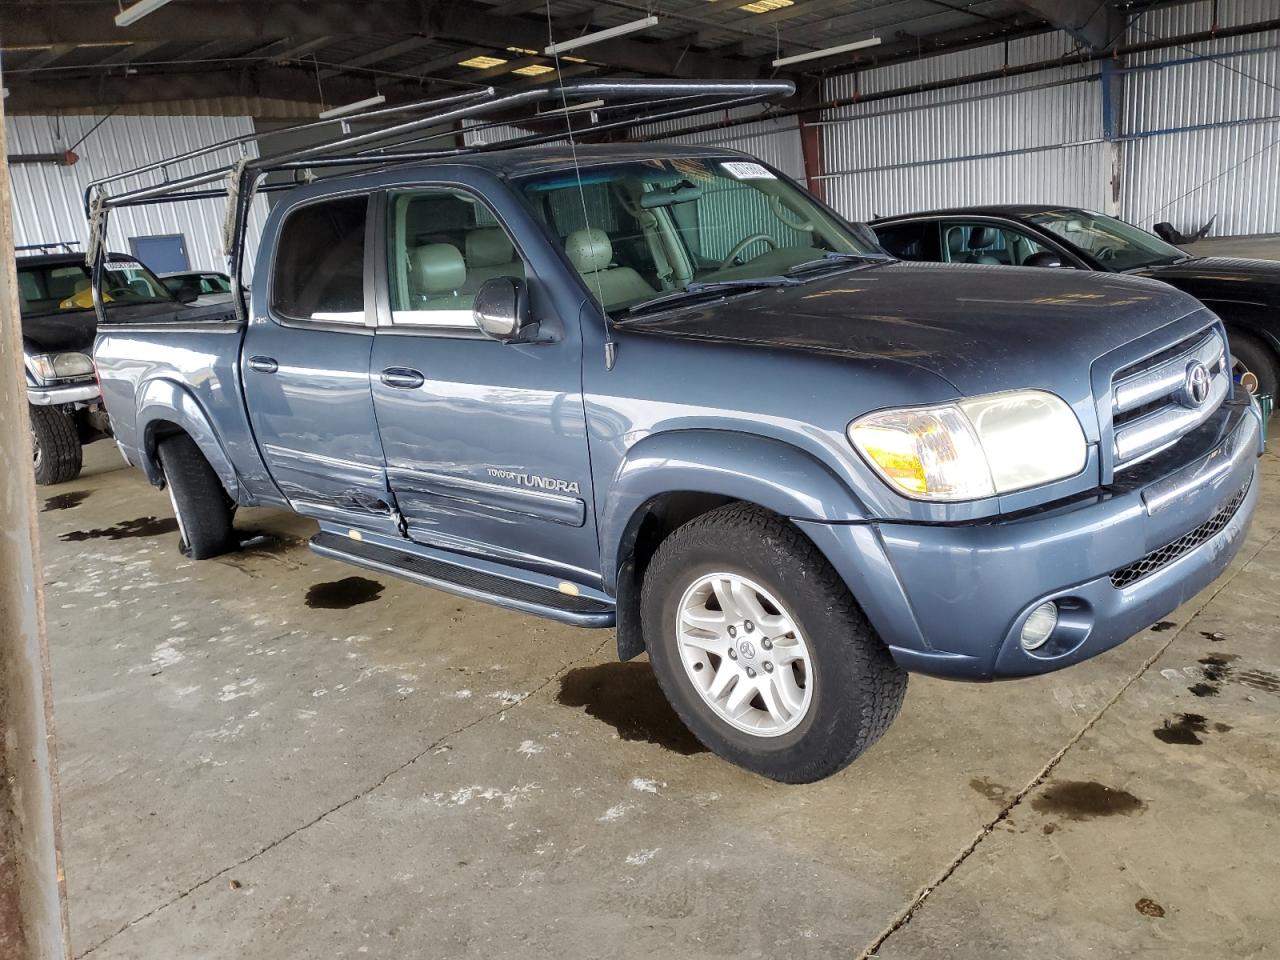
[620,261,1207,400]
[21,309,98,354]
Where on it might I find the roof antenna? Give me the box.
[546,0,617,370]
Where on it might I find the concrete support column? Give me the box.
[0,74,74,960]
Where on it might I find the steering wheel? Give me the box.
[718,234,779,271]
[769,194,814,232]
[1095,245,1117,262]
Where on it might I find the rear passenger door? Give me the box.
[368,185,601,586]
[243,192,399,536]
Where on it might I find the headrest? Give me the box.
[565,228,612,275]
[466,228,515,267]
[968,226,998,249]
[946,228,966,255]
[412,243,465,294]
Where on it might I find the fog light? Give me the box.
[1020,602,1059,650]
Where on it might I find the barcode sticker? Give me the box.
[721,161,776,180]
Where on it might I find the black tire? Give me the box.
[30,405,83,486]
[641,502,907,783]
[1227,332,1278,405]
[157,434,237,559]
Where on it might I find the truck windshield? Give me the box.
[18,259,174,318]
[517,157,877,313]
[1027,210,1189,271]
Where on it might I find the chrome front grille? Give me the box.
[1111,330,1228,468]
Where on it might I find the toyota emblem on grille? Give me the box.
[1182,361,1211,408]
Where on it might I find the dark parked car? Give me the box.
[18,251,200,483]
[160,270,235,305]
[91,143,1263,782]
[871,206,1280,400]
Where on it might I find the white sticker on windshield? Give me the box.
[721,161,775,180]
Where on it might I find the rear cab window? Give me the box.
[271,195,369,324]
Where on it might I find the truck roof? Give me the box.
[330,142,754,186]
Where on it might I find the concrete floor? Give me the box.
[39,442,1280,960]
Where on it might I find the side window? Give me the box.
[386,188,525,328]
[874,222,928,261]
[943,222,1050,266]
[272,195,368,323]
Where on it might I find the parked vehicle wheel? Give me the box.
[1227,333,1277,403]
[157,434,237,559]
[30,405,83,486]
[641,502,907,783]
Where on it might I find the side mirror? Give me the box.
[1023,251,1065,268]
[474,277,535,342]
[175,284,200,303]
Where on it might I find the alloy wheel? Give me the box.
[675,572,813,737]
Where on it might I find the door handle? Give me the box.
[380,367,425,390]
[248,356,278,374]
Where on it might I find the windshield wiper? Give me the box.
[620,276,801,317]
[785,251,893,276]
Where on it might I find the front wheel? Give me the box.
[1227,332,1277,403]
[641,503,907,783]
[30,405,83,485]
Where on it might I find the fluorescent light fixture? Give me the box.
[772,35,882,68]
[507,46,539,56]
[318,94,386,119]
[114,0,176,27]
[741,0,792,12]
[537,99,605,117]
[459,54,507,69]
[513,64,555,77]
[545,15,659,56]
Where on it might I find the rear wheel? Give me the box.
[1227,333,1277,403]
[30,405,83,486]
[157,434,237,559]
[641,503,907,783]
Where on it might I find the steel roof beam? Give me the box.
[1,1,760,80]
[1009,0,1127,50]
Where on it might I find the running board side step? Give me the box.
[309,531,615,627]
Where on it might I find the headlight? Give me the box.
[848,390,1087,501]
[29,352,95,382]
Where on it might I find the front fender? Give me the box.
[599,428,868,588]
[136,378,240,499]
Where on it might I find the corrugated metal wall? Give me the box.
[817,33,1109,221]
[635,4,1277,236]
[1120,2,1280,234]
[635,105,805,180]
[5,114,270,272]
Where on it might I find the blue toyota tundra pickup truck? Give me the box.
[92,142,1264,782]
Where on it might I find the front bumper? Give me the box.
[799,397,1263,680]
[28,381,101,406]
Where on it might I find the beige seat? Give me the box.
[564,228,655,310]
[410,243,470,311]
[464,228,521,291]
